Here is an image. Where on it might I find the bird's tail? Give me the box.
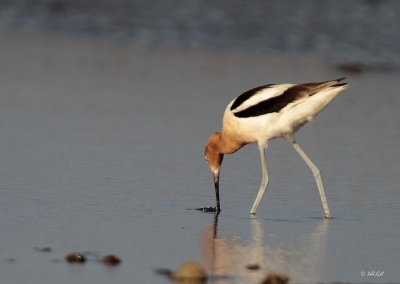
[303,77,348,94]
[330,77,348,91]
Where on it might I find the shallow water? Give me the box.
[0,33,399,283]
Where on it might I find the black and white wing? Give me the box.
[231,78,346,118]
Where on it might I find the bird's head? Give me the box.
[205,132,224,211]
[205,132,224,175]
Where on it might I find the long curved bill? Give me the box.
[213,172,221,212]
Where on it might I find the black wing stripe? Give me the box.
[230,84,275,111]
[232,78,347,118]
[233,85,309,118]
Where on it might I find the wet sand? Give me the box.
[0,32,399,283]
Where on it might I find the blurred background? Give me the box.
[1,0,400,71]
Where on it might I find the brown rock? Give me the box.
[261,273,289,284]
[65,252,86,263]
[172,261,207,281]
[102,254,121,266]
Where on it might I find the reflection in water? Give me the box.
[201,215,329,283]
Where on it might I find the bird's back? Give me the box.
[222,78,347,144]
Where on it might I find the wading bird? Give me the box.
[205,78,348,218]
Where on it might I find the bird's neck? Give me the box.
[217,133,244,155]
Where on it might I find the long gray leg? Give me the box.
[250,143,269,214]
[285,135,332,218]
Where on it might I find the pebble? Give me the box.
[246,263,261,270]
[65,252,86,263]
[172,261,207,281]
[261,273,289,284]
[102,254,121,266]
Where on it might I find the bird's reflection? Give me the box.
[200,214,329,283]
[201,213,219,276]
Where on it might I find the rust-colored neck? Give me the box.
[211,132,244,155]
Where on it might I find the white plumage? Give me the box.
[205,78,348,218]
[224,82,346,145]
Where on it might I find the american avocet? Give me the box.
[205,78,348,218]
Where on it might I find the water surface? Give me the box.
[0,34,399,283]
